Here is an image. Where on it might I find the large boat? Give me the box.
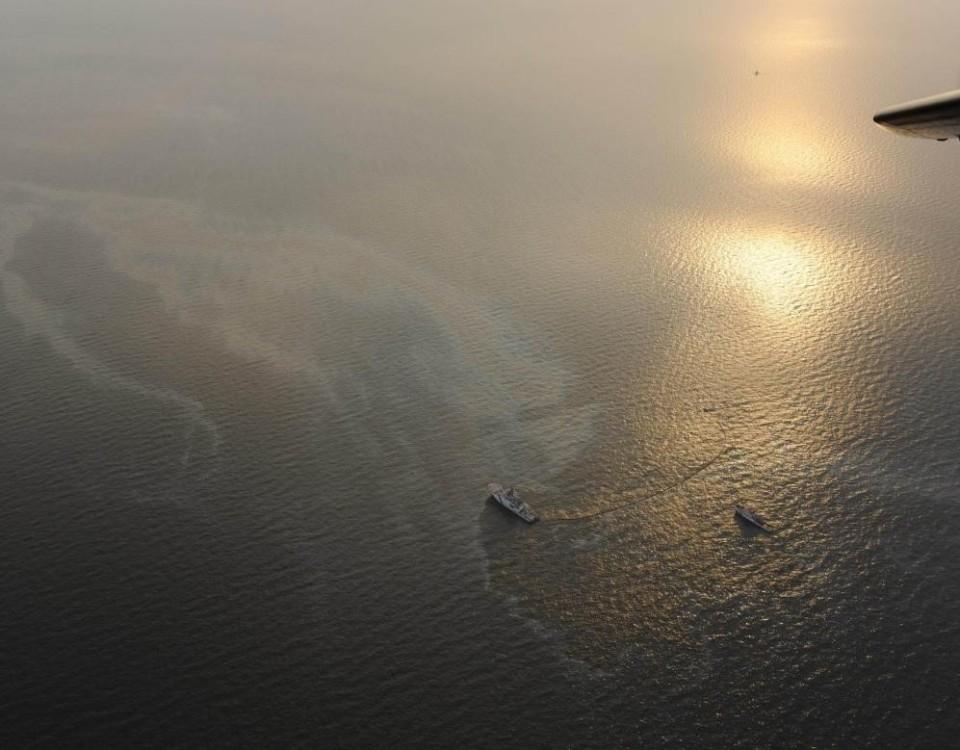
[734,505,772,532]
[488,483,538,524]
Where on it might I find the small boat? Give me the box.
[488,483,538,524]
[734,505,771,532]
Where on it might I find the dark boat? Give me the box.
[734,505,772,532]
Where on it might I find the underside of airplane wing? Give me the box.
[874,89,960,141]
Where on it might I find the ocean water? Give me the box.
[2,1,960,747]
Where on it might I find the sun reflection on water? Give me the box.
[719,230,821,315]
[713,7,851,187]
[756,15,844,57]
[747,115,834,183]
[715,89,848,188]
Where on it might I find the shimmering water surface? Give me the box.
[2,1,960,747]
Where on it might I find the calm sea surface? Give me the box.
[2,1,960,747]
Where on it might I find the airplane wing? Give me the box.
[874,89,960,141]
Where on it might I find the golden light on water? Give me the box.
[714,7,847,186]
[756,15,843,57]
[719,93,841,185]
[748,114,834,182]
[732,235,817,309]
[719,230,821,315]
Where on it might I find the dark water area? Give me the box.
[2,1,960,747]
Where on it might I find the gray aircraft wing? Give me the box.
[874,89,960,141]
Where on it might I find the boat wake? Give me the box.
[544,445,734,523]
